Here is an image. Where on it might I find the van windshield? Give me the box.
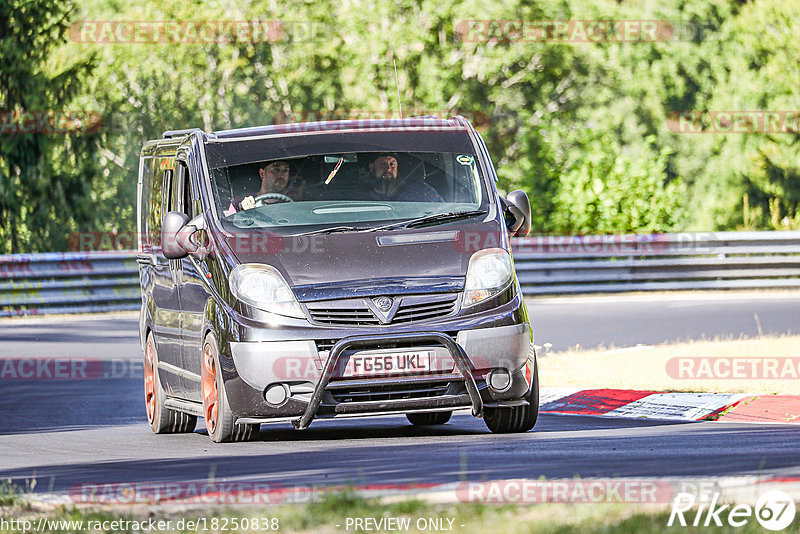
[208,150,488,233]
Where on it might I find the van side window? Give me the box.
[176,162,194,218]
[162,169,173,218]
[148,166,171,248]
[139,158,155,252]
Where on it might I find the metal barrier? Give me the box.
[0,251,140,317]
[513,231,800,294]
[1,231,799,316]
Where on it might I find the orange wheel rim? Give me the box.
[144,338,156,424]
[201,344,219,435]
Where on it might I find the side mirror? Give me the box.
[175,214,209,260]
[162,211,190,259]
[502,190,532,237]
[162,212,210,260]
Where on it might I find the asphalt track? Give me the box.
[1,291,799,498]
[528,291,799,351]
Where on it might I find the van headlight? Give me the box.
[463,248,514,307]
[229,264,305,319]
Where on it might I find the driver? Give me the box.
[227,160,301,213]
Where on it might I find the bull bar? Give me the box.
[292,332,484,430]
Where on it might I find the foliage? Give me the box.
[2,0,799,252]
[548,134,685,234]
[0,479,21,506]
[699,0,800,230]
[0,0,98,253]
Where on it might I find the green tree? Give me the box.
[0,0,96,253]
[549,134,685,233]
[698,0,800,229]
[7,0,800,252]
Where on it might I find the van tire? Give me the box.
[144,332,197,434]
[406,411,452,426]
[201,333,259,443]
[483,359,539,434]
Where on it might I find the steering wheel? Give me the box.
[253,192,293,206]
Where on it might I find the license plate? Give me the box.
[343,350,433,378]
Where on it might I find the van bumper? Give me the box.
[225,320,534,423]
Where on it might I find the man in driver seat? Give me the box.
[227,160,303,213]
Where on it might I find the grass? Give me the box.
[0,480,21,507]
[538,334,800,395]
[2,491,796,533]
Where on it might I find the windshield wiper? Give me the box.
[290,210,488,236]
[364,209,488,232]
[289,225,372,237]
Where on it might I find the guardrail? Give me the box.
[1,231,799,316]
[513,231,800,294]
[0,251,140,317]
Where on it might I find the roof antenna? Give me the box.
[393,59,403,118]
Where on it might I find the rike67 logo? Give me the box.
[669,490,797,530]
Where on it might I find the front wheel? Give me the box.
[483,359,539,434]
[201,333,259,443]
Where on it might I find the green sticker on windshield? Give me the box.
[457,155,473,165]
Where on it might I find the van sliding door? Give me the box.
[175,159,208,402]
[151,161,185,398]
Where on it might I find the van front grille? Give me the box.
[392,296,459,324]
[306,301,380,326]
[305,293,459,326]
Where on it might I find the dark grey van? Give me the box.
[137,116,538,442]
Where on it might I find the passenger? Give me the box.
[227,160,303,214]
[365,154,443,202]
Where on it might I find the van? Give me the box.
[136,116,537,442]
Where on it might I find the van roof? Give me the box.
[161,116,473,141]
